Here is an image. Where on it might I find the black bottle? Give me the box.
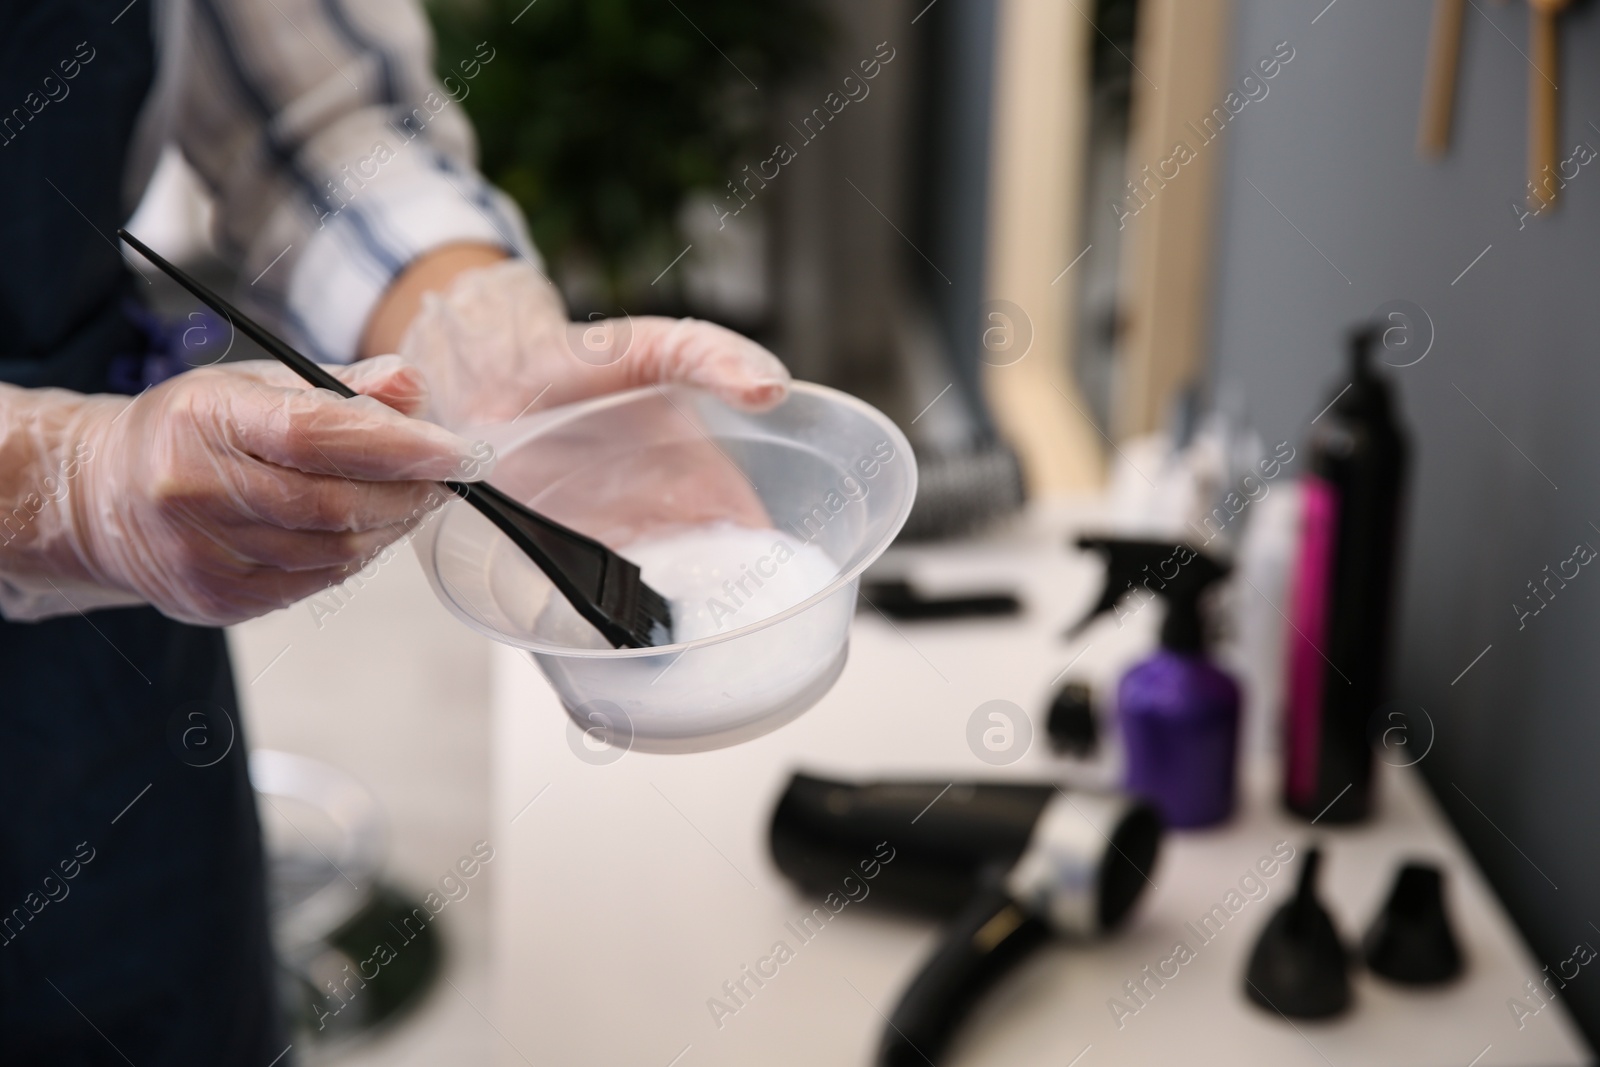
[1283,327,1408,823]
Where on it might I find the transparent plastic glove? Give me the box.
[396,258,791,430]
[0,356,486,626]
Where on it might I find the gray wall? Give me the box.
[1206,0,1600,1042]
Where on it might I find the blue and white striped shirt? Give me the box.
[127,0,536,362]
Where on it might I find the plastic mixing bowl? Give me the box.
[413,382,916,752]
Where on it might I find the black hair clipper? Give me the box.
[770,773,1161,1066]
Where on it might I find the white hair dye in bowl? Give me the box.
[413,382,916,753]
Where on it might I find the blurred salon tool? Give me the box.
[1418,0,1467,157]
[1526,0,1570,206]
[1046,681,1098,758]
[1363,861,1464,985]
[252,751,443,1043]
[770,773,1160,1067]
[1244,846,1351,1019]
[118,229,674,649]
[859,578,1021,620]
[898,441,1026,540]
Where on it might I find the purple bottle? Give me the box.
[1072,539,1242,829]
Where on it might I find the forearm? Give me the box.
[359,242,509,359]
[0,385,134,613]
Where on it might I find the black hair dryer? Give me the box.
[770,773,1162,1066]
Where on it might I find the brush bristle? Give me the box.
[634,583,675,647]
[600,557,675,647]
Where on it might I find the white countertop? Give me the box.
[488,503,1592,1067]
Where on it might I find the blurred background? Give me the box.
[130,0,1600,1060]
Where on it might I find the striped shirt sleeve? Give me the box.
[174,0,536,362]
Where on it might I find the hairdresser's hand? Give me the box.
[0,357,486,626]
[380,249,790,430]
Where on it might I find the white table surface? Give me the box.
[488,503,1592,1067]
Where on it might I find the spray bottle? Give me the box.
[1071,537,1241,828]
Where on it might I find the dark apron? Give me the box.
[0,3,284,1063]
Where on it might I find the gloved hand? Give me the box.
[0,356,485,626]
[396,258,791,429]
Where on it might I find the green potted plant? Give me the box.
[428,0,827,313]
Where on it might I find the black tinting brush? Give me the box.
[119,228,674,649]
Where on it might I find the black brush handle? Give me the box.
[876,880,1051,1067]
[119,229,352,398]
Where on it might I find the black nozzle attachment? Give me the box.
[1244,847,1351,1019]
[1362,862,1463,985]
[1069,537,1230,653]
